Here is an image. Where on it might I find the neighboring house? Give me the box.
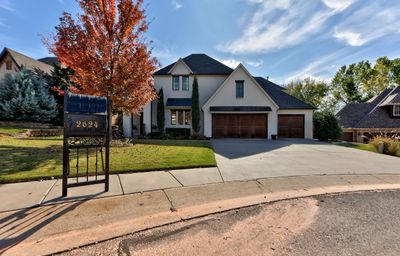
[0,47,54,80]
[337,86,400,143]
[123,54,315,139]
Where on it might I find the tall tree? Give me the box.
[331,64,364,105]
[371,56,392,95]
[45,0,158,113]
[156,88,165,133]
[285,78,329,109]
[50,64,80,94]
[191,77,200,134]
[391,58,400,86]
[0,69,57,121]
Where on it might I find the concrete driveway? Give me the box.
[211,139,400,182]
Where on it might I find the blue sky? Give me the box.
[1,0,400,84]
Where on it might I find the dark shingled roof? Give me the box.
[154,54,233,75]
[209,106,272,112]
[336,86,400,129]
[166,98,192,107]
[254,77,315,109]
[38,57,60,66]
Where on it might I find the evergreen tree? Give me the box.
[157,88,165,133]
[191,76,200,133]
[0,69,57,122]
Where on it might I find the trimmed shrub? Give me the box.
[370,135,400,157]
[157,89,165,133]
[191,76,200,133]
[313,111,342,141]
[165,128,191,138]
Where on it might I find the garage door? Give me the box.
[341,132,353,142]
[278,115,304,138]
[212,114,267,138]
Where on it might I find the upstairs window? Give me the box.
[236,80,244,98]
[172,76,179,91]
[5,60,12,70]
[394,105,400,117]
[182,76,189,91]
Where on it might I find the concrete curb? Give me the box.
[3,174,400,256]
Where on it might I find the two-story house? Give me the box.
[337,86,400,143]
[123,54,315,139]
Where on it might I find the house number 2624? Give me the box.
[75,120,99,128]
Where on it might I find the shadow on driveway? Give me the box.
[211,139,327,159]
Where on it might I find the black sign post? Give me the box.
[62,92,111,197]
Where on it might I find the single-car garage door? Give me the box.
[278,115,304,138]
[212,114,267,138]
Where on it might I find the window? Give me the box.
[182,76,189,91]
[236,80,244,98]
[172,76,179,91]
[171,110,177,125]
[394,105,400,117]
[5,60,12,71]
[178,110,183,125]
[171,110,191,125]
[185,111,191,125]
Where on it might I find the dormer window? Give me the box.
[394,105,400,117]
[172,76,179,91]
[236,80,244,98]
[182,76,189,91]
[5,60,12,70]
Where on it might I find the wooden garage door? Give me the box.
[341,132,353,142]
[212,114,267,138]
[278,115,304,138]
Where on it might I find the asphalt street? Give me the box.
[60,190,400,256]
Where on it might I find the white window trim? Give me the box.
[393,105,400,117]
[170,109,191,126]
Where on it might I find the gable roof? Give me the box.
[0,47,53,75]
[254,77,315,109]
[154,54,233,75]
[202,63,279,110]
[337,86,400,129]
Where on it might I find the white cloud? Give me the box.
[0,0,14,11]
[321,0,355,12]
[173,1,183,10]
[333,1,400,46]
[218,58,241,68]
[333,30,366,46]
[246,59,264,67]
[216,0,354,54]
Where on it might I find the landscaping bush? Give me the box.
[165,128,191,139]
[0,69,57,122]
[369,135,400,157]
[313,111,342,141]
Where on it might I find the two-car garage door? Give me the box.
[211,114,305,138]
[212,114,267,138]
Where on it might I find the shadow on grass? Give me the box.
[0,144,63,183]
[133,139,213,148]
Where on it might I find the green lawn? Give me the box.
[0,126,27,135]
[0,135,216,183]
[336,142,377,153]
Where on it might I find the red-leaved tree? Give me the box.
[45,0,158,113]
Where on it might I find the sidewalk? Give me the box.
[2,173,400,255]
[0,167,223,212]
